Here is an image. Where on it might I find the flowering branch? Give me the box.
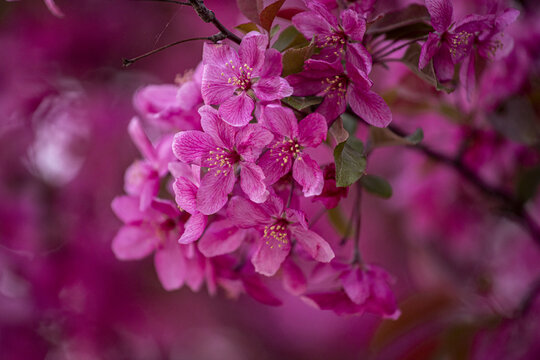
[388,123,540,247]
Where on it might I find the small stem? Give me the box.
[309,207,327,227]
[132,0,191,5]
[188,0,241,44]
[286,181,295,208]
[122,34,225,67]
[373,36,427,60]
[352,184,363,264]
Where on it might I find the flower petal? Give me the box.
[253,76,293,102]
[257,144,293,185]
[340,267,370,304]
[341,9,366,41]
[239,31,268,71]
[347,85,392,128]
[218,92,254,127]
[111,196,144,223]
[292,154,324,197]
[260,104,298,139]
[201,64,236,105]
[198,220,246,257]
[346,43,372,76]
[260,48,283,78]
[426,0,453,33]
[196,169,236,215]
[128,117,158,163]
[252,234,291,276]
[282,259,307,295]
[173,177,198,214]
[292,11,333,42]
[112,225,155,260]
[315,91,347,124]
[433,48,455,82]
[154,238,186,291]
[199,105,236,149]
[235,124,274,162]
[240,162,269,203]
[227,196,276,228]
[179,212,207,244]
[290,226,334,263]
[172,130,215,163]
[298,113,327,148]
[202,42,239,67]
[419,32,441,69]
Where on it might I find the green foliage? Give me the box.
[281,41,315,77]
[334,138,366,187]
[369,126,423,148]
[360,175,393,199]
[235,22,259,34]
[516,167,540,204]
[281,96,322,110]
[259,0,285,32]
[272,25,309,52]
[402,43,456,93]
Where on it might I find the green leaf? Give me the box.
[402,43,456,93]
[516,167,540,203]
[259,0,285,32]
[334,138,366,187]
[360,175,392,199]
[329,117,350,145]
[270,24,280,38]
[488,96,540,146]
[367,4,430,34]
[235,22,259,34]
[369,126,423,148]
[281,42,315,77]
[341,112,358,135]
[272,25,309,52]
[281,96,322,110]
[327,207,349,237]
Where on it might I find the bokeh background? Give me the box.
[1,0,539,359]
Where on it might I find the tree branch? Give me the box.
[122,34,225,67]
[188,0,241,44]
[388,123,540,246]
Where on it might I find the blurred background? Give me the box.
[1,0,539,359]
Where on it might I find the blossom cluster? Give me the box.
[111,0,522,320]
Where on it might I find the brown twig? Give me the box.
[188,0,241,44]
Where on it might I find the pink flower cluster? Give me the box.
[110,0,521,320]
[111,20,399,316]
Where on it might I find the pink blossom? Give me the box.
[419,0,489,82]
[173,105,273,215]
[133,63,204,131]
[124,117,174,211]
[292,0,372,73]
[303,263,400,318]
[228,194,334,276]
[312,163,349,209]
[111,196,192,291]
[171,163,208,244]
[258,104,327,197]
[201,32,293,127]
[287,59,392,127]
